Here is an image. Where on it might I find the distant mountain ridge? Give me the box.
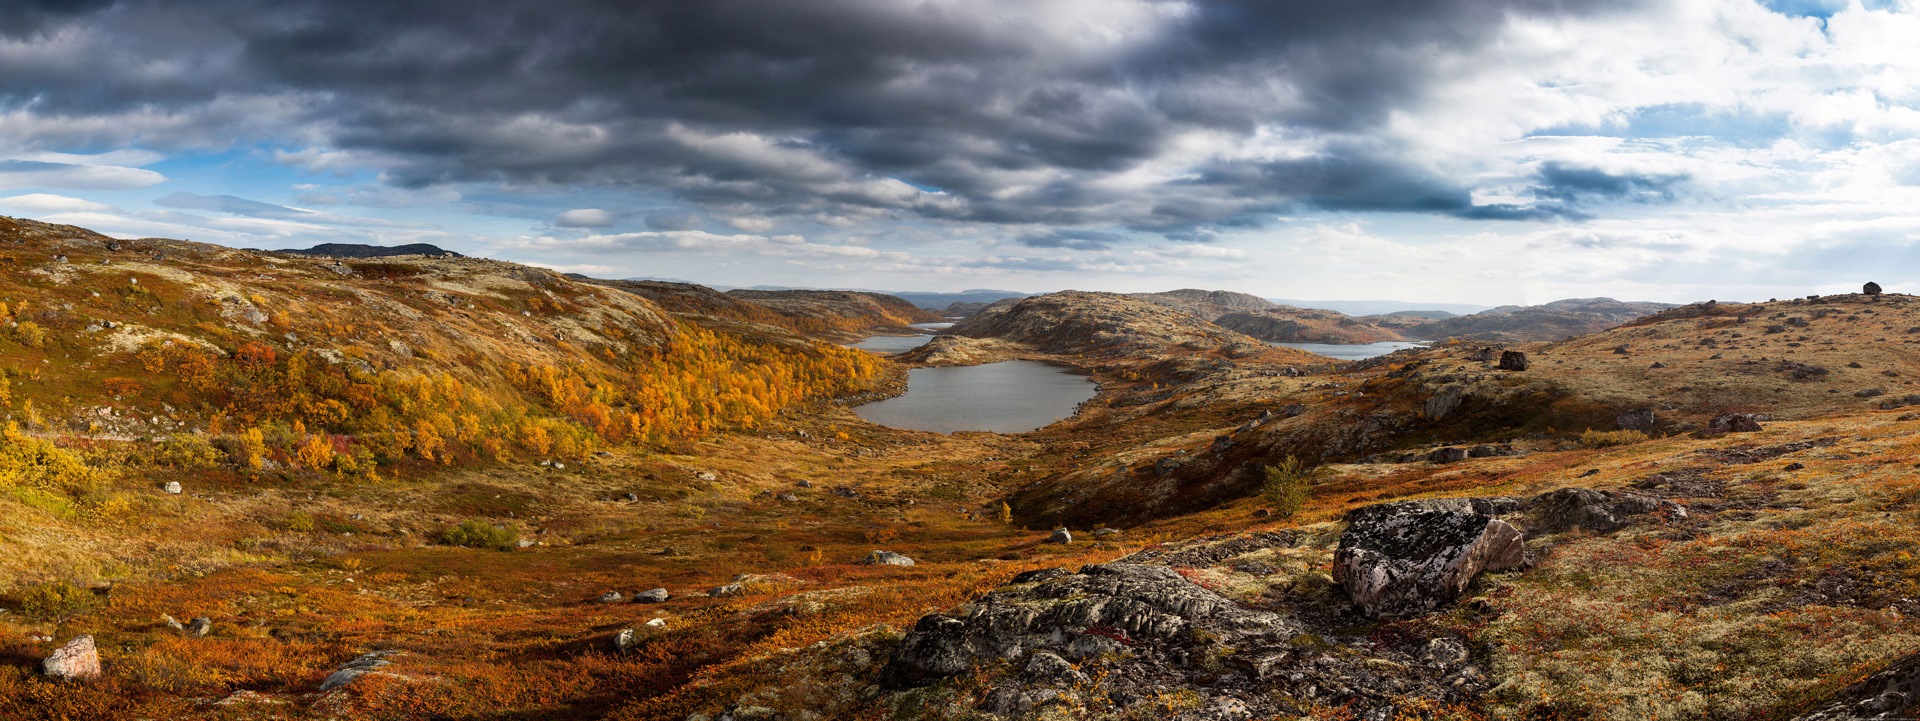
[280,242,460,258]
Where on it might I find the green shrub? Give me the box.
[1260,456,1326,519]
[1578,429,1649,449]
[445,519,520,551]
[19,580,96,627]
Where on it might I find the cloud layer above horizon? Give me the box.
[0,0,1916,303]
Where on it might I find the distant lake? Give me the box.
[855,360,1096,433]
[910,322,955,330]
[1274,340,1429,360]
[849,334,935,352]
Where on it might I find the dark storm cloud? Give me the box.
[1532,162,1690,204]
[0,0,1654,235]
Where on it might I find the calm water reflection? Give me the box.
[1274,340,1429,360]
[849,334,935,352]
[855,360,1096,433]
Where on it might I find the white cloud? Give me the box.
[554,208,617,227]
[0,193,115,213]
[0,160,165,190]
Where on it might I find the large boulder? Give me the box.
[41,636,101,680]
[1865,281,1883,296]
[1498,351,1530,371]
[1333,499,1526,617]
[863,550,916,567]
[1615,408,1656,432]
[633,588,670,603]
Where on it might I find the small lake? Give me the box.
[849,334,935,353]
[1274,340,1430,360]
[910,322,955,330]
[854,360,1097,434]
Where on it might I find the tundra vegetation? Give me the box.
[1,216,1918,720]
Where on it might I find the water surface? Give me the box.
[855,360,1096,433]
[849,334,935,352]
[1274,340,1429,360]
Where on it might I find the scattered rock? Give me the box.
[1708,413,1766,433]
[598,591,624,604]
[1426,447,1469,464]
[1467,444,1517,458]
[863,550,916,567]
[645,618,667,629]
[319,650,399,692]
[1864,281,1883,296]
[184,617,212,637]
[623,492,639,502]
[1332,499,1526,617]
[613,628,638,654]
[1649,362,1668,369]
[163,614,184,632]
[1784,462,1805,471]
[1497,351,1530,371]
[1616,408,1657,431]
[1527,488,1685,534]
[1858,389,1887,398]
[777,493,799,502]
[1092,528,1120,538]
[634,588,670,603]
[709,584,745,598]
[40,636,100,680]
[1045,528,1072,544]
[163,481,182,494]
[694,471,718,482]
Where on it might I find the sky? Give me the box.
[0,0,1917,305]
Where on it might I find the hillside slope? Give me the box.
[1215,305,1405,343]
[1403,297,1676,341]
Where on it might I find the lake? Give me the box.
[854,360,1097,433]
[1274,340,1430,360]
[849,334,935,352]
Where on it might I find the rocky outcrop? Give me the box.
[1333,499,1526,618]
[41,636,101,680]
[1527,488,1685,533]
[319,650,401,691]
[1793,649,1920,720]
[1498,350,1530,371]
[880,551,1489,717]
[1335,489,1686,617]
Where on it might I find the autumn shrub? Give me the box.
[0,421,105,496]
[445,519,520,551]
[12,321,45,348]
[150,433,224,470]
[1261,456,1326,519]
[1578,428,1649,448]
[19,580,96,627]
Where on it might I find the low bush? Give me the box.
[445,519,520,551]
[1261,456,1327,519]
[1578,428,1649,448]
